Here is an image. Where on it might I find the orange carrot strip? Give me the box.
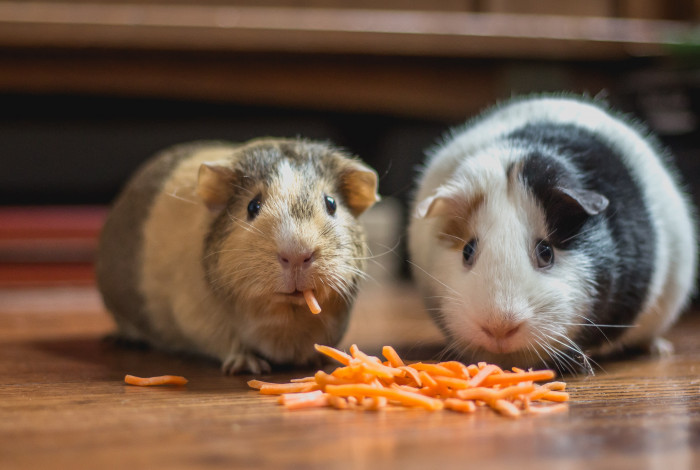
[418,371,439,390]
[493,399,521,418]
[538,391,570,402]
[494,383,536,400]
[382,346,406,368]
[456,387,498,402]
[466,364,480,377]
[327,395,349,409]
[480,369,556,387]
[281,390,329,410]
[398,366,423,388]
[543,381,567,391]
[361,396,388,410]
[125,375,188,386]
[391,383,423,394]
[410,362,457,377]
[432,376,472,390]
[259,382,318,395]
[331,366,374,384]
[527,387,552,401]
[527,403,569,415]
[467,364,501,387]
[247,379,266,390]
[314,344,351,365]
[303,289,322,314]
[348,346,405,379]
[444,398,477,413]
[314,370,355,387]
[439,361,471,379]
[290,376,316,383]
[325,384,444,411]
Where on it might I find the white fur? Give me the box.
[408,96,696,368]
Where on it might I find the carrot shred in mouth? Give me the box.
[247,344,569,418]
[303,289,322,314]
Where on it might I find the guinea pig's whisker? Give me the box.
[559,223,601,245]
[535,331,584,375]
[358,238,403,261]
[166,188,198,205]
[538,339,578,376]
[407,261,461,298]
[229,183,255,196]
[569,312,614,345]
[527,342,551,370]
[549,331,601,373]
[560,322,635,328]
[326,274,354,305]
[226,212,265,235]
[438,232,467,244]
[539,328,597,375]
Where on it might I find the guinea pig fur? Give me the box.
[97,138,379,374]
[408,94,697,374]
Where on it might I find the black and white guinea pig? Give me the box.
[97,138,379,374]
[407,94,697,374]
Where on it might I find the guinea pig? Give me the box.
[96,138,379,374]
[407,94,697,374]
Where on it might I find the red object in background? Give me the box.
[0,206,107,286]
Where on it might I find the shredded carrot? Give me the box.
[124,374,188,386]
[444,398,477,413]
[247,380,318,395]
[480,369,555,387]
[314,344,351,366]
[398,366,422,387]
[411,362,457,378]
[467,364,500,387]
[326,384,443,411]
[278,390,329,410]
[248,344,569,418]
[303,289,322,314]
[382,345,405,368]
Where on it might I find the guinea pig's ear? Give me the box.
[414,194,451,219]
[339,161,380,217]
[555,186,609,215]
[197,161,236,212]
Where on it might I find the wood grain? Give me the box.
[1,283,699,469]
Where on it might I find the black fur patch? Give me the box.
[512,123,656,349]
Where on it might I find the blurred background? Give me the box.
[1,0,699,289]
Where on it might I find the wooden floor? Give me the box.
[2,282,699,469]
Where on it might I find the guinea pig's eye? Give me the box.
[462,238,478,267]
[535,239,554,268]
[324,194,337,216]
[247,196,262,220]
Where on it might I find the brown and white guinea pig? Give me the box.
[408,94,697,374]
[96,138,379,374]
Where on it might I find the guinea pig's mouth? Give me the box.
[273,290,310,306]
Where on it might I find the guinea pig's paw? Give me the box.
[221,351,271,375]
[648,337,674,357]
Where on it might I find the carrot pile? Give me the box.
[124,374,189,386]
[248,344,569,418]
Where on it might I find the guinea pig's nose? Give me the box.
[481,322,522,340]
[277,250,315,269]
